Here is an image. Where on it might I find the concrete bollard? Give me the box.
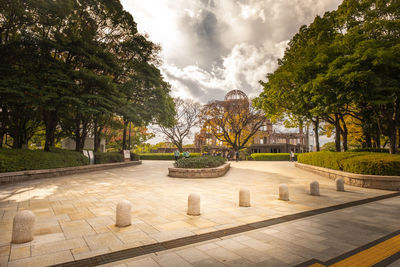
[12,210,35,244]
[116,200,132,227]
[187,193,200,216]
[310,181,320,196]
[239,188,250,207]
[336,178,345,191]
[279,184,289,201]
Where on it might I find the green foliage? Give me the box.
[297,151,400,176]
[130,152,140,161]
[174,156,226,169]
[347,148,389,153]
[138,153,200,160]
[321,142,336,152]
[251,153,297,161]
[93,152,123,164]
[256,0,400,153]
[0,149,88,173]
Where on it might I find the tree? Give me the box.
[157,98,200,152]
[201,96,265,152]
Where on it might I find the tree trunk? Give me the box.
[340,116,348,151]
[398,129,400,149]
[313,118,320,151]
[93,118,102,152]
[334,114,341,152]
[388,129,397,154]
[122,118,128,150]
[43,110,57,152]
[128,122,131,150]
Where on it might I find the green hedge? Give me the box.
[93,152,124,164]
[0,148,88,173]
[138,153,200,160]
[251,153,297,161]
[174,156,226,168]
[347,148,389,153]
[297,151,400,176]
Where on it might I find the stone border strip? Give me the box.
[295,162,400,191]
[0,161,142,185]
[168,163,230,178]
[294,229,400,267]
[51,191,400,267]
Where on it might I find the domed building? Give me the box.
[194,90,309,155]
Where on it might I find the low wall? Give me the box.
[168,163,230,178]
[295,162,400,191]
[0,161,142,185]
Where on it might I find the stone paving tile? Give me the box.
[125,257,160,267]
[0,161,397,266]
[7,250,74,267]
[175,247,210,263]
[151,252,193,267]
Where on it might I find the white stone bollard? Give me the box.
[12,210,35,244]
[116,200,132,227]
[336,178,345,191]
[239,188,250,207]
[279,184,289,201]
[187,193,200,216]
[310,181,320,196]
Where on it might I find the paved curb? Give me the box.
[0,161,142,185]
[295,162,400,191]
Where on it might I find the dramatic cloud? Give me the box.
[121,0,341,104]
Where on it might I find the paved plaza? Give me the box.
[0,161,398,266]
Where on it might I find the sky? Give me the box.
[121,0,342,144]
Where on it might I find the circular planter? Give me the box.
[168,163,230,178]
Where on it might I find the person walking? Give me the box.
[235,151,239,162]
[290,150,295,162]
[174,150,180,161]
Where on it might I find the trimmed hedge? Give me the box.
[251,153,297,161]
[93,152,123,164]
[138,153,201,160]
[297,151,400,176]
[347,148,389,153]
[0,148,88,173]
[174,156,226,169]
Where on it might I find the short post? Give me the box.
[239,188,250,207]
[310,181,320,196]
[279,184,289,201]
[187,193,200,216]
[336,178,345,191]
[116,200,132,227]
[12,210,35,244]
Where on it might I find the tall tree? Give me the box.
[157,98,200,152]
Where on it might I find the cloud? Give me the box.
[121,0,341,144]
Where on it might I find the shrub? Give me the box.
[130,152,140,161]
[0,148,88,173]
[341,154,400,176]
[174,156,226,168]
[297,151,400,176]
[251,153,297,161]
[93,152,124,164]
[138,153,200,160]
[347,148,389,153]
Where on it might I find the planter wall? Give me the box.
[168,163,230,178]
[295,162,400,191]
[0,161,142,185]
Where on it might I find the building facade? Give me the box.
[194,90,309,154]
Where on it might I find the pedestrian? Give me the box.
[290,150,295,162]
[174,150,180,161]
[235,151,239,162]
